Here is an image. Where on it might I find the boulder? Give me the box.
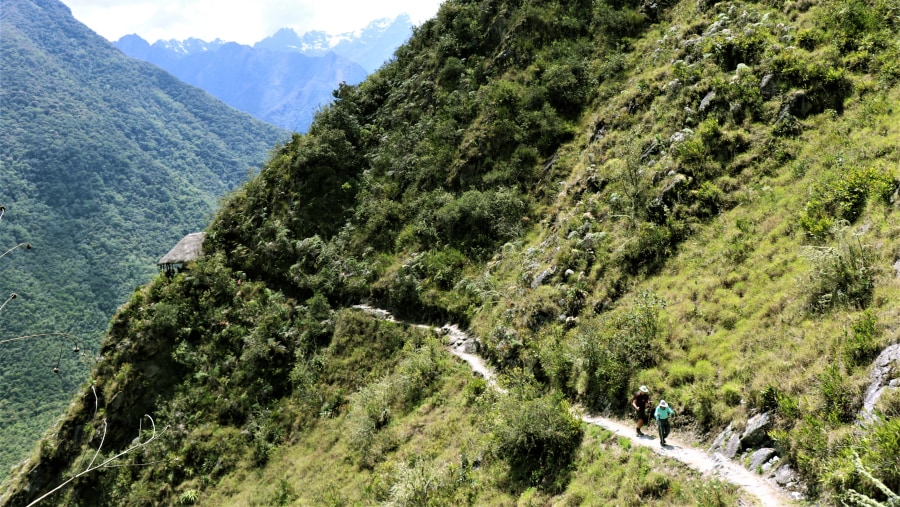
[724,433,742,459]
[531,266,555,289]
[773,464,799,487]
[708,423,733,453]
[740,412,772,449]
[748,447,777,471]
[698,91,717,113]
[761,455,780,474]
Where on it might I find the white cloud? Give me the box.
[63,0,444,44]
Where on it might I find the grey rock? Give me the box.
[773,464,798,486]
[531,266,555,289]
[761,455,780,473]
[709,423,733,453]
[665,78,683,96]
[759,73,777,99]
[740,412,772,449]
[699,91,717,112]
[861,343,900,420]
[748,447,777,471]
[670,128,694,144]
[724,432,741,459]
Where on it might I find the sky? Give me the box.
[62,0,445,45]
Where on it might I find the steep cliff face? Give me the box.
[5,0,900,504]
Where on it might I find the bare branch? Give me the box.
[0,242,33,262]
[25,415,169,507]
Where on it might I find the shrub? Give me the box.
[791,415,831,485]
[419,188,528,257]
[416,248,468,291]
[725,218,755,264]
[858,418,900,496]
[687,381,718,430]
[842,450,900,507]
[803,230,879,313]
[542,58,592,115]
[707,29,768,70]
[668,362,695,386]
[816,0,888,53]
[618,220,680,274]
[489,387,583,491]
[844,310,881,368]
[386,459,445,506]
[693,181,725,218]
[874,387,900,419]
[638,471,671,499]
[819,363,861,425]
[570,292,666,408]
[395,341,444,408]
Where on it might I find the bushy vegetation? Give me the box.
[7,0,900,503]
[485,381,583,490]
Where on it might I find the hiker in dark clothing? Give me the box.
[631,385,650,436]
[655,399,675,446]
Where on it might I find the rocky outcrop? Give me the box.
[709,412,772,459]
[861,343,900,422]
[740,412,773,449]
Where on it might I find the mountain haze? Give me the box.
[115,15,414,132]
[254,15,415,73]
[4,0,900,505]
[0,0,287,478]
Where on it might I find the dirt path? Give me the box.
[353,306,795,506]
[579,413,791,506]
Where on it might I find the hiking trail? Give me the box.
[353,305,798,506]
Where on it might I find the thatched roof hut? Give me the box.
[158,232,205,274]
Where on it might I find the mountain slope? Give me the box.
[4,0,900,505]
[254,15,414,73]
[114,37,368,133]
[0,0,287,479]
[114,16,413,134]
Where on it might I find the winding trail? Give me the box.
[353,306,796,506]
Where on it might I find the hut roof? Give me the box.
[158,232,206,266]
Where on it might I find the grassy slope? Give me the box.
[4,0,900,504]
[197,318,747,507]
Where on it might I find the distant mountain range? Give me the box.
[0,0,287,478]
[114,15,414,132]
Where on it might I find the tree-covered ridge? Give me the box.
[0,0,287,478]
[4,0,900,504]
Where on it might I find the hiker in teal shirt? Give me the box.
[654,400,675,446]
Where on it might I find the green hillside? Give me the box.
[3,0,900,504]
[0,0,287,479]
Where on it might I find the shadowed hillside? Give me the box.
[0,0,287,479]
[3,0,899,504]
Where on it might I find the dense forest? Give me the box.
[0,0,287,478]
[3,0,900,504]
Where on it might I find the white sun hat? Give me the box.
[639,385,649,393]
[659,400,668,407]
